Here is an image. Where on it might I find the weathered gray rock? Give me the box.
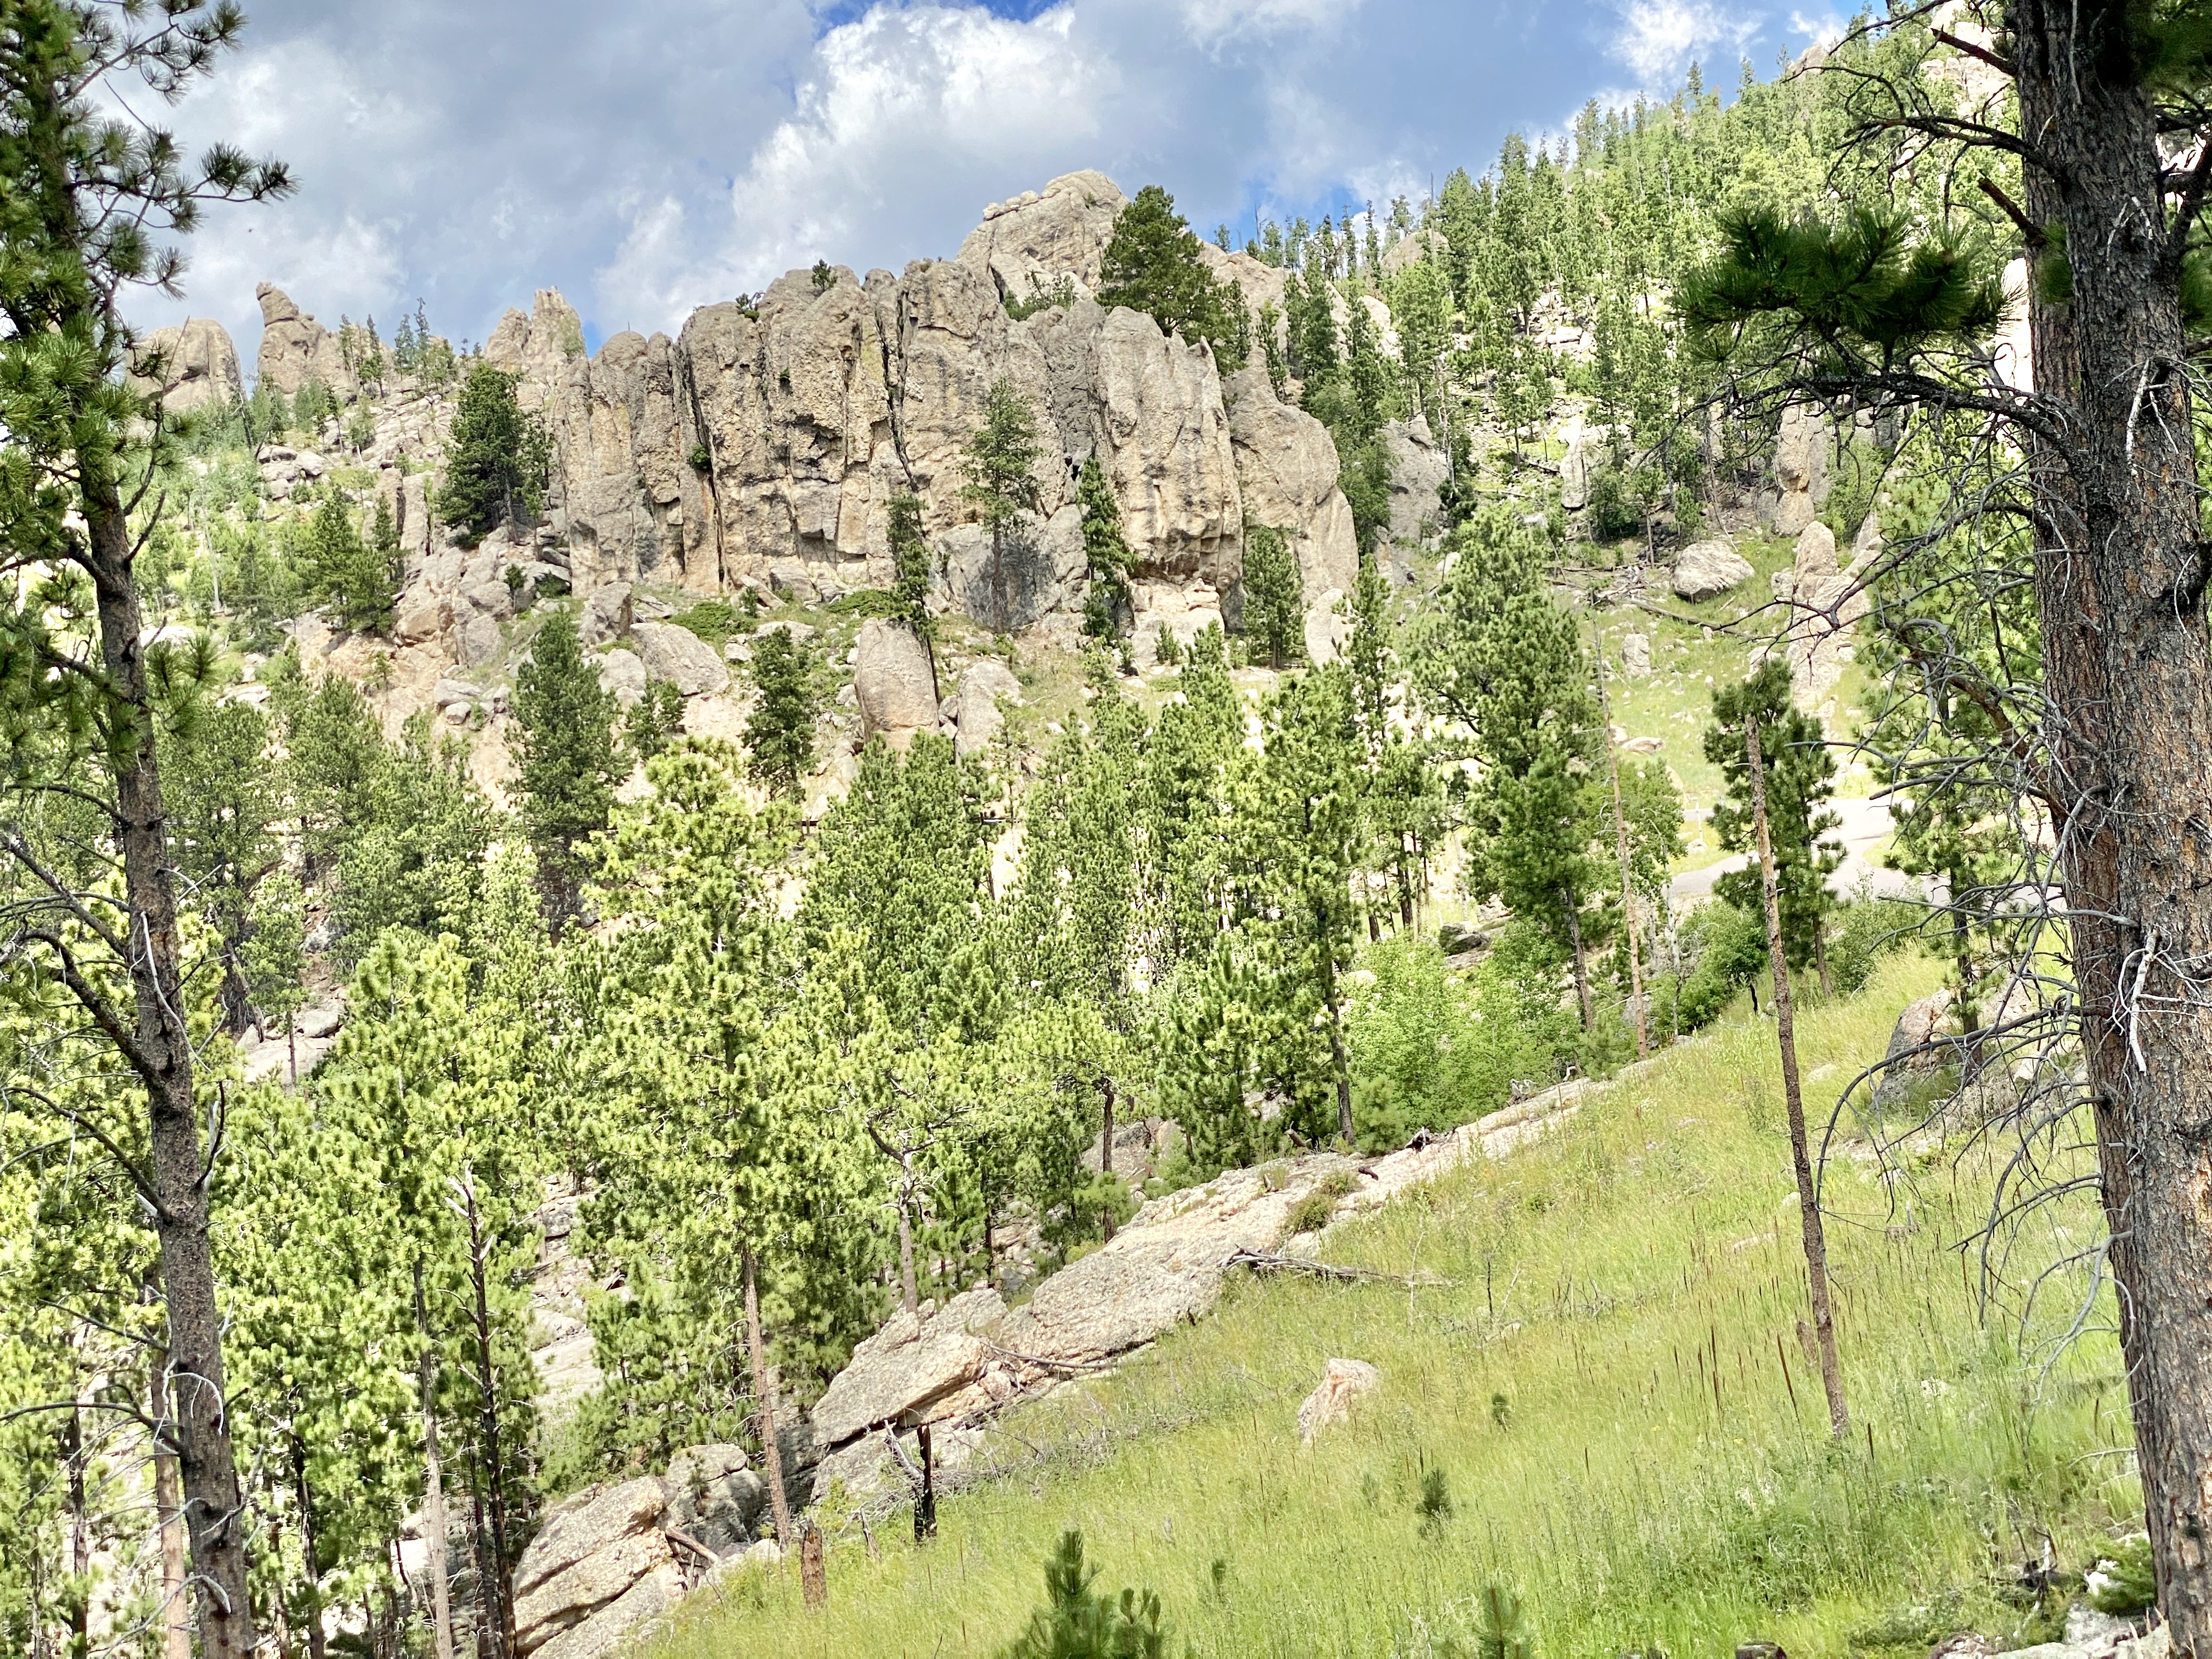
[854,619,940,748]
[662,1444,764,1554]
[1559,417,1593,512]
[255,284,356,402]
[1771,402,1831,537]
[133,318,244,413]
[956,170,1125,304]
[1381,416,1448,543]
[811,1286,1009,1449]
[1224,366,1356,599]
[432,677,482,710]
[1874,991,1956,1110]
[1296,1358,1380,1444]
[456,613,502,667]
[1672,540,1756,602]
[1620,632,1652,678]
[512,1476,669,1647]
[579,583,633,648]
[393,590,449,647]
[950,659,1022,757]
[631,620,729,696]
[595,648,648,709]
[529,1562,683,1659]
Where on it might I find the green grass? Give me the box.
[665,955,2133,1659]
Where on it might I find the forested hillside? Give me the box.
[7,2,2210,1658]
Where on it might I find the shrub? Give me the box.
[1284,1190,1335,1234]
[998,1531,1171,1659]
[2087,1533,2157,1616]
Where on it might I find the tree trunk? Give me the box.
[66,1401,88,1654]
[743,1246,794,1551]
[292,1436,327,1659]
[414,1264,456,1659]
[85,481,259,1659]
[1396,836,1416,930]
[1099,1078,1118,1243]
[896,1170,918,1314]
[1315,901,1355,1144]
[2012,5,2212,1640]
[1812,918,1832,1001]
[459,1189,512,1659]
[1561,891,1593,1031]
[913,1422,937,1542]
[1746,720,1848,1438]
[151,1357,192,1659]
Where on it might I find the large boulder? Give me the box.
[1381,416,1448,543]
[1296,1358,1381,1444]
[254,283,356,402]
[631,620,729,696]
[810,1286,1009,1449]
[950,659,1022,757]
[133,318,244,413]
[955,170,1126,304]
[529,1564,684,1659]
[1873,991,1957,1111]
[579,583,633,648]
[511,1477,669,1652]
[1672,540,1756,602]
[595,648,648,709]
[853,618,939,747]
[662,1445,765,1554]
[1224,366,1357,600]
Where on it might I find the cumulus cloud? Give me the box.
[1608,0,1761,86]
[118,0,1808,369]
[601,4,1110,321]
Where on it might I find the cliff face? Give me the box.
[462,171,1351,637]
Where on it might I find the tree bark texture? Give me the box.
[151,1357,192,1659]
[743,1246,795,1550]
[2012,2,2212,1642]
[1747,720,1849,1438]
[415,1265,457,1659]
[85,483,259,1659]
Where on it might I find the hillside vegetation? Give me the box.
[673,955,2129,1659]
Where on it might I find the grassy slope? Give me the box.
[670,955,2130,1659]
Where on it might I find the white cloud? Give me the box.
[1179,0,1357,51]
[600,4,1112,324]
[1608,0,1760,86]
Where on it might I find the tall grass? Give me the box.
[673,956,2131,1659]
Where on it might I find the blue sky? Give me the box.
[130,0,1841,363]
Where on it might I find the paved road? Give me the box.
[1668,795,1915,907]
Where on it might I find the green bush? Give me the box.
[999,1531,1171,1659]
[1283,1189,1335,1234]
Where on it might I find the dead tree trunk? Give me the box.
[414,1264,456,1659]
[1746,720,1848,1438]
[743,1246,795,1551]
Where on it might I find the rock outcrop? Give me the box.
[134,318,244,413]
[1672,539,1755,602]
[1779,518,1870,706]
[1381,415,1448,543]
[955,171,1126,304]
[399,173,1321,647]
[1296,1358,1381,1443]
[255,284,357,402]
[1771,402,1831,536]
[949,658,1022,757]
[853,618,940,747]
[802,1087,1578,1503]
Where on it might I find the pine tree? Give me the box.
[1420,507,1606,1027]
[998,1531,1171,1659]
[1095,185,1241,365]
[745,627,826,797]
[0,12,292,1647]
[960,379,1043,632]
[1242,523,1303,670]
[887,491,941,697]
[513,611,623,927]
[1703,659,1842,990]
[162,701,285,1036]
[296,494,396,635]
[1076,457,1133,645]
[441,363,552,538]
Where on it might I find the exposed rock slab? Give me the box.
[1224,366,1356,597]
[1672,540,1755,602]
[134,319,244,413]
[854,618,940,747]
[1296,1358,1381,1443]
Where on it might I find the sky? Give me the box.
[126,0,1842,367]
